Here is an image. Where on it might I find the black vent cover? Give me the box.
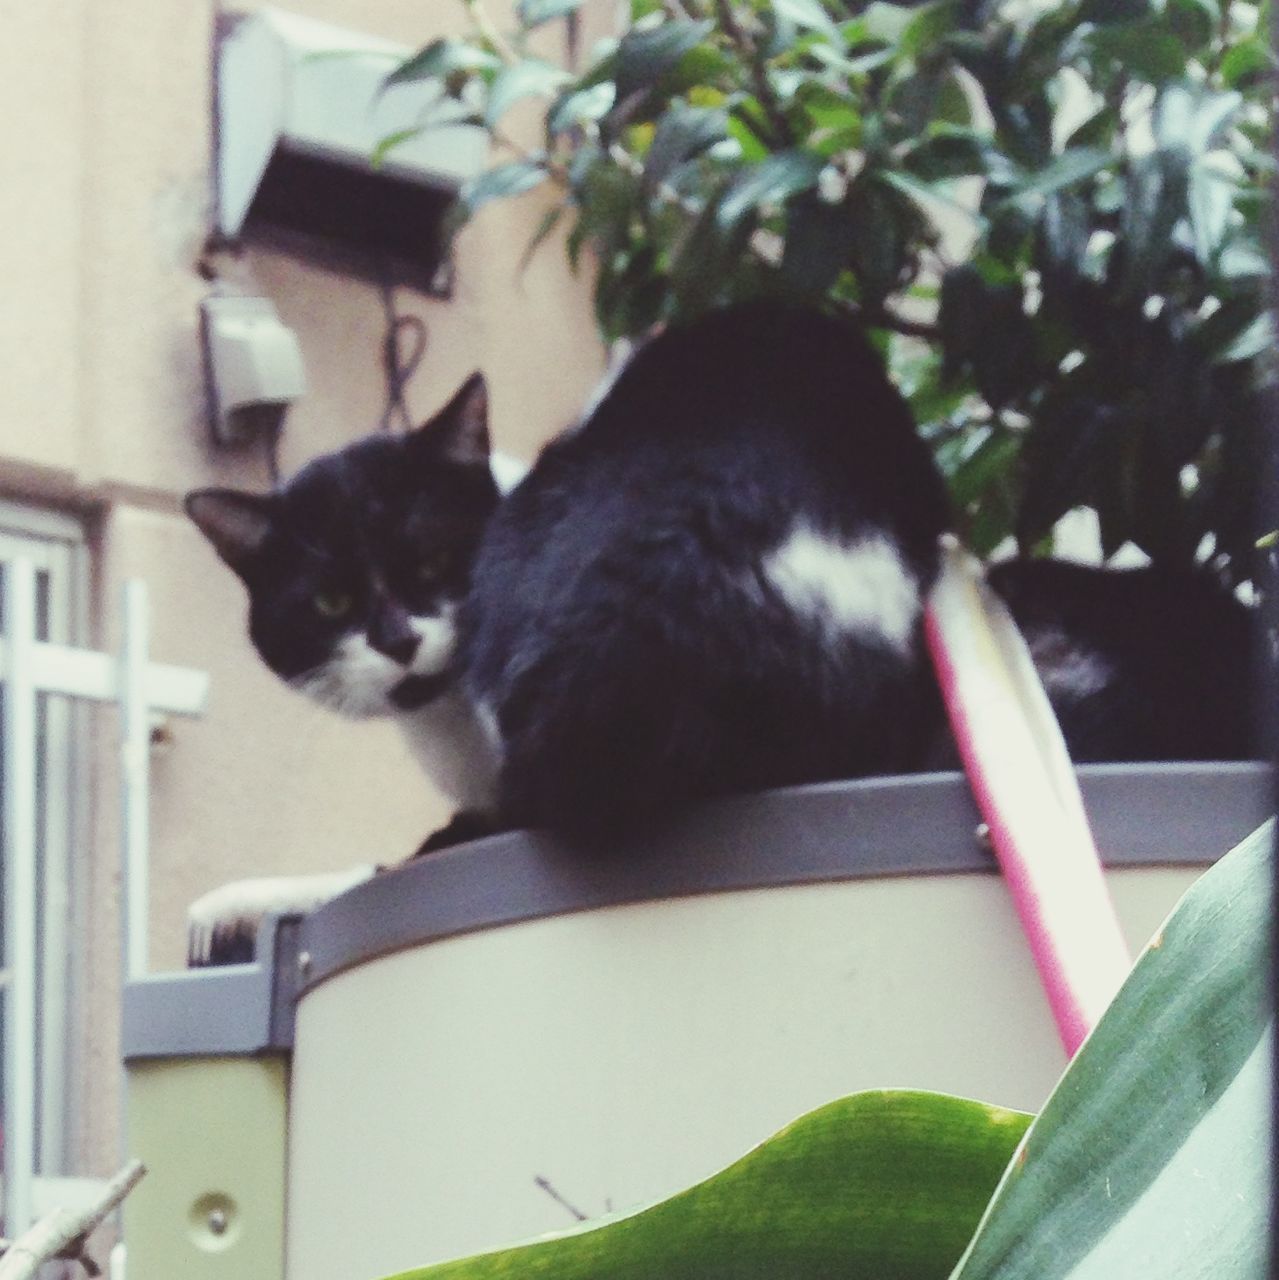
[240,147,456,294]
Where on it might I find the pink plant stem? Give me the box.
[925,540,1132,1055]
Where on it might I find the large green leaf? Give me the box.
[384,1092,1032,1280]
[377,820,1269,1280]
[950,822,1273,1279]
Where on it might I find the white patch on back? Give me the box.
[1026,627,1115,700]
[762,526,920,653]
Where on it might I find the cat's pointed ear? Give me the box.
[416,373,491,468]
[185,489,276,580]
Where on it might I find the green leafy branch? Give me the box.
[386,0,1274,583]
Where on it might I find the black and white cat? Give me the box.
[188,374,522,824]
[186,300,1257,960]
[190,303,954,827]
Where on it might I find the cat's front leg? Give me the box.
[186,864,377,966]
[411,809,508,857]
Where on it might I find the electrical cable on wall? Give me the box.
[262,418,282,488]
[378,276,429,433]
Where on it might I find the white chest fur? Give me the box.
[396,689,501,813]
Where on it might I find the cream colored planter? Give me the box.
[123,763,1270,1280]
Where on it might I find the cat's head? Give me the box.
[186,374,497,718]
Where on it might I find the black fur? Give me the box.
[186,377,498,716]
[190,301,1261,848]
[988,558,1256,763]
[463,303,951,831]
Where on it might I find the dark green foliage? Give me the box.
[390,0,1273,584]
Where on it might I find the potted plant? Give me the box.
[387,0,1272,578]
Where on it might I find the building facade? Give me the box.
[4,0,608,1186]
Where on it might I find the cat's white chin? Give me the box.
[291,622,457,719]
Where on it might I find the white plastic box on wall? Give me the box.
[215,7,489,288]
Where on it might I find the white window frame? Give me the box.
[0,501,87,1194]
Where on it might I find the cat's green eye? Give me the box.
[313,590,353,619]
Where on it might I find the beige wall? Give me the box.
[4,0,609,1176]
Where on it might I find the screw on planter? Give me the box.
[189,1192,239,1251]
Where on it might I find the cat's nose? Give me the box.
[368,604,419,666]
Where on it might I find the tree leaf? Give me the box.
[1186,159,1236,266]
[938,264,985,377]
[1063,105,1116,151]
[772,0,842,44]
[643,103,729,191]
[671,185,749,312]
[948,428,1021,509]
[902,0,961,58]
[1216,311,1275,363]
[951,823,1273,1279]
[847,179,922,303]
[1166,0,1219,52]
[614,20,715,101]
[1220,37,1273,90]
[902,129,997,181]
[1085,25,1188,82]
[1004,148,1111,202]
[780,195,856,296]
[1118,149,1188,295]
[716,150,824,227]
[861,1,916,46]
[1078,0,1153,21]
[371,127,424,169]
[1016,392,1116,546]
[547,82,617,134]
[1192,296,1265,360]
[726,111,774,163]
[518,204,566,274]
[384,1091,1031,1280]
[461,159,550,213]
[384,39,500,90]
[517,0,582,27]
[1153,83,1242,155]
[486,60,572,127]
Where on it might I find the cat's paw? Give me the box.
[186,865,376,967]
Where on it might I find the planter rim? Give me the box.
[121,762,1270,1061]
[300,760,1270,995]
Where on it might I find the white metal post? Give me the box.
[120,581,151,983]
[0,567,207,1226]
[3,559,38,1234]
